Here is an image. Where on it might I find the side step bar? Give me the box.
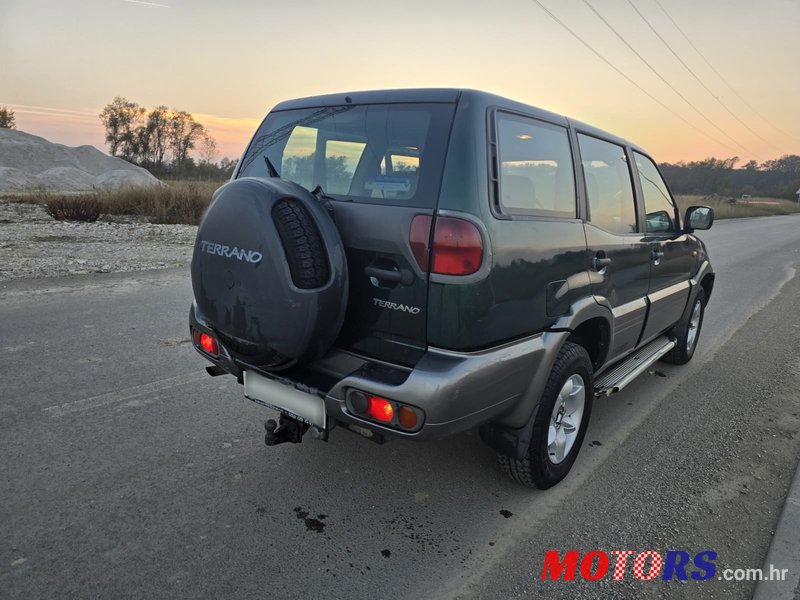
[594,336,675,396]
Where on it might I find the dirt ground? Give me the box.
[0,200,196,281]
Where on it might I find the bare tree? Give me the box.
[169,110,204,167]
[199,132,218,165]
[99,97,144,158]
[147,106,170,168]
[0,107,16,129]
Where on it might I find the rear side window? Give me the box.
[578,134,638,234]
[496,113,576,218]
[634,151,677,234]
[237,103,455,208]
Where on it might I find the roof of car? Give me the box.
[271,88,647,155]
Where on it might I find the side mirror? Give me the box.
[685,206,714,232]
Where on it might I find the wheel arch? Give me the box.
[700,272,715,302]
[479,297,611,459]
[566,317,611,371]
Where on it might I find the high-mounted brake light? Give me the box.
[409,215,484,276]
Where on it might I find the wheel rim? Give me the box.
[547,374,586,465]
[686,299,702,352]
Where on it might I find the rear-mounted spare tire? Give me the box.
[191,177,348,370]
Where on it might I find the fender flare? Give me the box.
[479,297,612,459]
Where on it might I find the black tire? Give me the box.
[272,199,329,290]
[662,287,706,365]
[498,342,594,489]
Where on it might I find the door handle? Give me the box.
[364,266,414,285]
[650,249,665,262]
[591,253,611,271]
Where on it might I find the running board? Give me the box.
[594,336,675,396]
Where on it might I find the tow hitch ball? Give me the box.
[264,415,329,446]
[264,417,308,446]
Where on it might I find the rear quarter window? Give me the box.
[495,112,577,218]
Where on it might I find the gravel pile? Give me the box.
[0,200,197,281]
[0,129,160,192]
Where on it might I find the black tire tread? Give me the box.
[498,341,593,489]
[271,199,329,289]
[662,288,706,365]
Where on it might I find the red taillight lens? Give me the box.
[193,329,219,357]
[200,334,218,356]
[349,390,423,430]
[409,215,432,271]
[365,395,394,423]
[430,217,483,276]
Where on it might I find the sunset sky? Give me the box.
[1,0,798,164]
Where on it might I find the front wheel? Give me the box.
[662,287,706,365]
[498,342,594,489]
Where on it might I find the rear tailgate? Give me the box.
[332,201,431,366]
[237,100,457,366]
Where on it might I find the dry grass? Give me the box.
[13,180,221,225]
[45,196,103,222]
[675,195,800,219]
[10,184,799,225]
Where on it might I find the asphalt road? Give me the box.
[2,214,800,599]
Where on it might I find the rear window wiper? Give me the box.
[264,156,280,178]
[311,185,348,202]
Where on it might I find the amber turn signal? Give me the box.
[397,406,418,429]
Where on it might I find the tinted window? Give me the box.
[496,113,576,217]
[578,134,637,234]
[238,103,455,208]
[324,139,366,195]
[281,126,317,191]
[634,151,677,233]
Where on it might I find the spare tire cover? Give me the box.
[191,177,348,368]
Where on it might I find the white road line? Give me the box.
[43,371,203,418]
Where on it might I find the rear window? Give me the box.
[237,103,455,208]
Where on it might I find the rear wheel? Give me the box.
[498,342,593,489]
[662,288,706,365]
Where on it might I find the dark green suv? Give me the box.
[189,89,715,489]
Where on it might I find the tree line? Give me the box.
[99,97,236,180]
[659,155,800,200]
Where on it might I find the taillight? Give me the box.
[431,217,483,275]
[192,328,219,357]
[348,390,423,431]
[409,215,483,276]
[365,396,394,423]
[409,215,432,271]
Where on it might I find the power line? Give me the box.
[582,0,757,158]
[529,0,740,154]
[624,0,779,151]
[651,0,796,145]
